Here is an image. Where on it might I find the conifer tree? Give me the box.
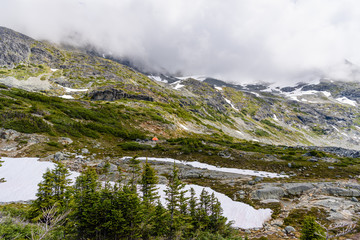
[140,158,159,205]
[140,159,159,239]
[120,185,143,240]
[51,162,72,208]
[29,162,72,221]
[198,188,211,229]
[152,201,170,238]
[209,192,227,233]
[189,187,200,231]
[164,162,188,238]
[72,167,101,239]
[128,156,141,192]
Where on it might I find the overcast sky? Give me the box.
[2,0,360,84]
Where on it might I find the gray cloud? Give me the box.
[2,0,360,84]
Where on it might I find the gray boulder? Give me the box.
[58,137,73,145]
[97,161,118,172]
[81,148,90,154]
[251,187,285,200]
[0,128,20,140]
[284,183,315,196]
[324,187,360,197]
[285,226,296,234]
[54,152,66,161]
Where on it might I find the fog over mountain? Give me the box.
[2,0,360,84]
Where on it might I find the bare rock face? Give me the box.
[0,27,33,67]
[89,88,154,102]
[0,128,20,140]
[323,187,360,197]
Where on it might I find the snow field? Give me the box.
[131,157,288,178]
[0,157,79,202]
[0,157,273,229]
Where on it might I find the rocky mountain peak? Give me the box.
[0,26,35,67]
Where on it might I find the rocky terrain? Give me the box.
[1,26,360,239]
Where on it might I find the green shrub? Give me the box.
[300,216,325,240]
[254,129,270,137]
[119,142,151,151]
[260,119,283,131]
[46,141,62,148]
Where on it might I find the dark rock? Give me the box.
[324,187,360,197]
[218,151,231,158]
[308,157,318,162]
[0,128,20,140]
[89,88,153,102]
[248,180,256,185]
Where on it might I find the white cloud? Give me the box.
[2,0,360,84]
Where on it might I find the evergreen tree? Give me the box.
[140,159,159,239]
[29,162,72,222]
[189,187,199,231]
[128,156,141,192]
[96,183,126,239]
[140,158,159,205]
[209,192,227,233]
[164,162,188,238]
[119,185,143,240]
[198,188,212,230]
[152,201,170,238]
[72,167,101,239]
[51,162,72,208]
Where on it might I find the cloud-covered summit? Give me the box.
[2,0,360,84]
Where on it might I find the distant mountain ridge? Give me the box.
[2,26,360,150]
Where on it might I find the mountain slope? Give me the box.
[1,26,360,152]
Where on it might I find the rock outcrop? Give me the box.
[89,88,154,102]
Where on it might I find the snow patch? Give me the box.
[281,88,330,102]
[236,130,244,135]
[214,86,223,91]
[59,95,74,99]
[176,76,206,81]
[148,75,168,83]
[0,157,79,202]
[64,87,89,92]
[336,97,357,106]
[50,69,58,72]
[157,184,272,229]
[131,157,288,178]
[178,124,189,130]
[224,98,238,111]
[332,126,340,132]
[171,81,185,90]
[273,114,278,121]
[251,92,260,97]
